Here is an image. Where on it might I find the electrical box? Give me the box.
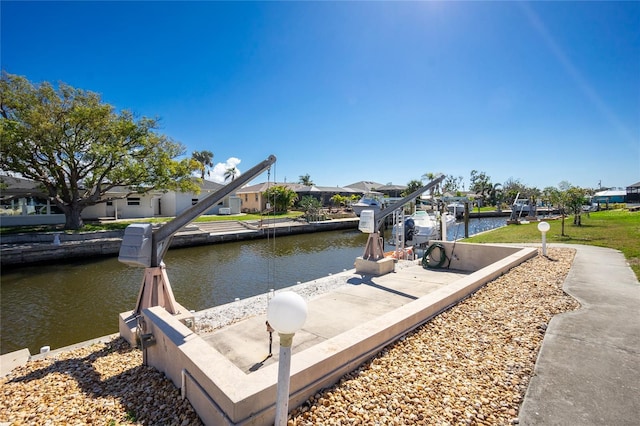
[358,210,376,233]
[219,207,231,215]
[118,223,152,267]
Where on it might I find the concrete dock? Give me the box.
[200,263,469,373]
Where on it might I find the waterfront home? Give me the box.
[236,182,359,212]
[592,188,627,204]
[0,176,237,227]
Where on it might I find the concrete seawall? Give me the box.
[0,218,359,267]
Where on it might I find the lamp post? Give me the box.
[267,291,308,426]
[538,221,550,256]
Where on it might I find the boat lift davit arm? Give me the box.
[118,154,276,315]
[373,174,445,231]
[150,154,277,267]
[362,174,446,260]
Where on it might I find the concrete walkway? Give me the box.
[519,244,640,425]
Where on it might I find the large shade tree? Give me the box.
[0,72,200,229]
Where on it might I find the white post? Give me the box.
[537,221,550,256]
[267,292,308,426]
[275,333,294,426]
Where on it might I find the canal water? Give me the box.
[1,217,506,355]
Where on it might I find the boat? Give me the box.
[508,193,537,222]
[447,202,466,218]
[390,210,455,247]
[351,191,384,217]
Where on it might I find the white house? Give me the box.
[0,176,237,227]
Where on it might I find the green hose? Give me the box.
[422,242,448,269]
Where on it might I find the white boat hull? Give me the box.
[390,212,455,246]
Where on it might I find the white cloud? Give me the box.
[207,157,242,184]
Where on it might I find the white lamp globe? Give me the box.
[267,291,308,334]
[537,221,550,233]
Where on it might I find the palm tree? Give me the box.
[421,172,441,198]
[298,174,313,186]
[403,179,423,196]
[489,183,504,211]
[224,167,238,182]
[191,150,214,179]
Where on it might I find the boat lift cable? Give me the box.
[264,165,276,360]
[265,166,275,294]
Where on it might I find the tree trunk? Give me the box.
[64,204,85,230]
[561,214,566,236]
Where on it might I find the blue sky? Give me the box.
[2,1,639,190]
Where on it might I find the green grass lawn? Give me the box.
[463,209,640,280]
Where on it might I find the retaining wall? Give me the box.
[0,219,359,267]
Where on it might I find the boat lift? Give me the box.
[360,174,446,262]
[117,155,276,341]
